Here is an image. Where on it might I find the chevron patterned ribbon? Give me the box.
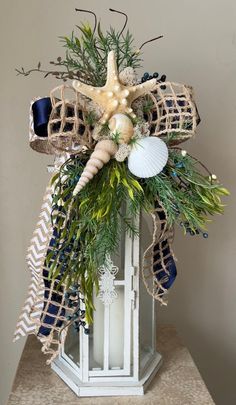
[14,180,86,364]
[13,185,53,341]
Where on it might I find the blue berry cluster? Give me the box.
[141,71,167,89]
[172,162,184,177]
[65,284,89,335]
[180,222,208,239]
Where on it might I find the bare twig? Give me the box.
[139,35,164,50]
[75,8,97,35]
[109,8,128,38]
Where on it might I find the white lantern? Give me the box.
[52,211,162,397]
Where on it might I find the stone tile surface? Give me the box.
[8,325,214,405]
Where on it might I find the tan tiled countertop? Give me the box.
[8,325,214,405]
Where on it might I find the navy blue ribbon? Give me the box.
[153,240,177,289]
[153,204,177,291]
[32,97,52,137]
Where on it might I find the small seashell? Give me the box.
[108,113,134,144]
[133,121,150,139]
[128,136,168,178]
[119,67,137,86]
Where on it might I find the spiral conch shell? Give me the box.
[73,114,134,195]
[108,113,134,144]
[73,140,118,196]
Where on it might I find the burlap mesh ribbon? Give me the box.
[142,202,176,305]
[14,79,197,362]
[47,85,96,153]
[148,81,198,144]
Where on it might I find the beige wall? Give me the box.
[0,1,235,404]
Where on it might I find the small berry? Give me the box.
[209,174,217,181]
[175,162,184,168]
[153,72,159,78]
[203,232,209,239]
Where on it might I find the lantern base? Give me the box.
[52,352,162,397]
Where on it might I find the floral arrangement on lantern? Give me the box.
[14,8,229,362]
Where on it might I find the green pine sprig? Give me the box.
[143,149,229,232]
[16,22,142,85]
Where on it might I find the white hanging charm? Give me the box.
[98,255,119,305]
[128,136,169,178]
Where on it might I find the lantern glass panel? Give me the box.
[64,323,80,367]
[91,285,125,371]
[112,211,126,281]
[139,211,156,370]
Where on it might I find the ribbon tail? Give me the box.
[142,200,177,304]
[13,183,53,342]
[13,169,77,364]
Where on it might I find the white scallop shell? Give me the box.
[128,136,168,178]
